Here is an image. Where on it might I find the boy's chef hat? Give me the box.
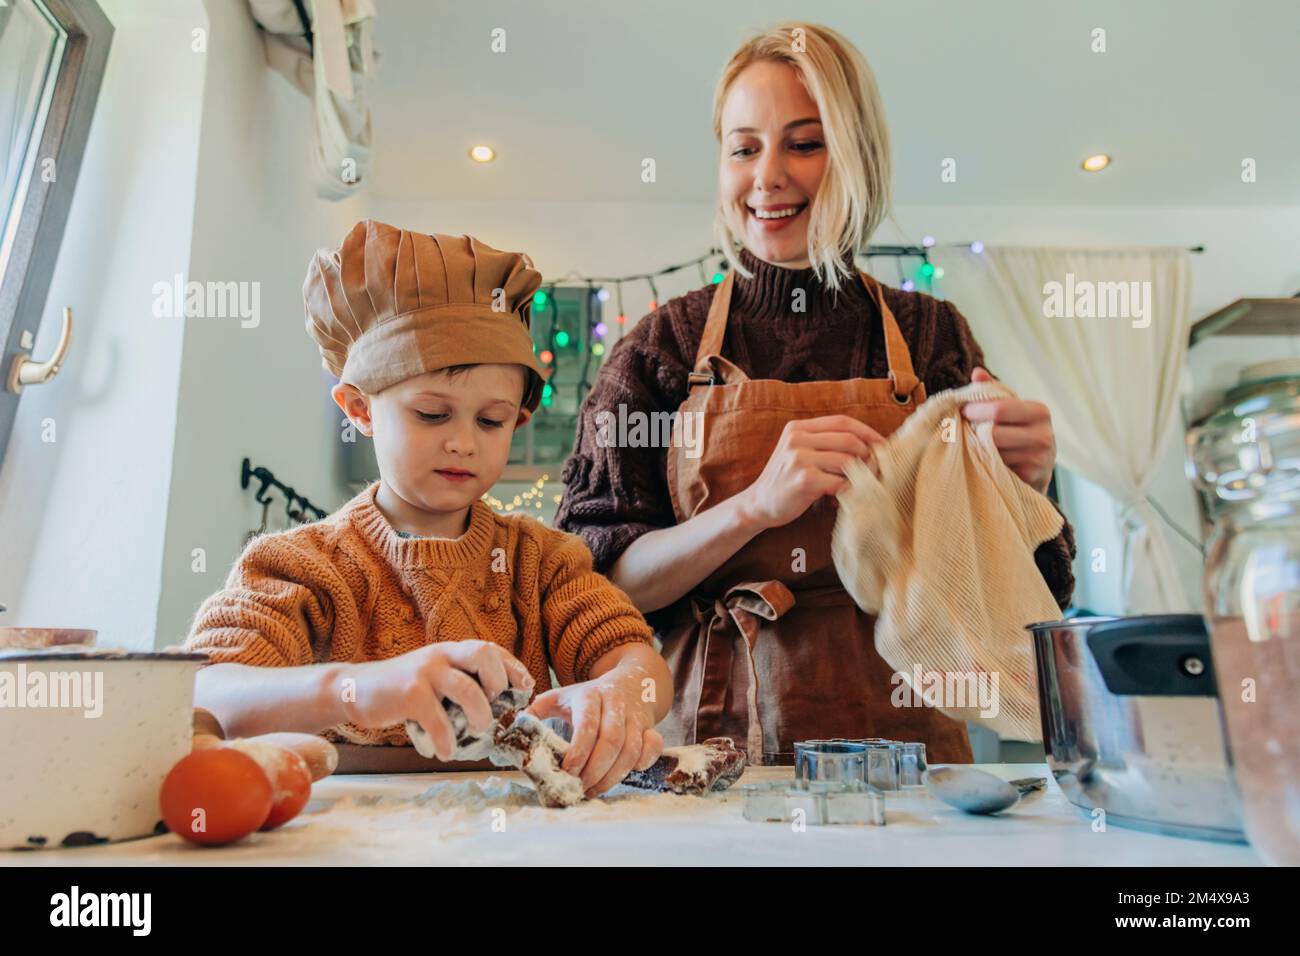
[304,219,550,410]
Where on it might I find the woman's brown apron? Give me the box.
[658,268,974,766]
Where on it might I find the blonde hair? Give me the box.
[712,22,892,293]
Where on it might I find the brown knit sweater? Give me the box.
[555,247,1076,609]
[185,482,653,745]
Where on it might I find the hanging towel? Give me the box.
[251,0,378,200]
[831,381,1065,741]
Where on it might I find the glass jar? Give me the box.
[1187,368,1300,865]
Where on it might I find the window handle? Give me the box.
[7,307,72,394]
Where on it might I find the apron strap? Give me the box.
[688,579,796,764]
[689,270,745,386]
[691,263,921,401]
[858,271,920,401]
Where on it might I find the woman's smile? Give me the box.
[747,200,809,232]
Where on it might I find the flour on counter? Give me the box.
[297,774,735,846]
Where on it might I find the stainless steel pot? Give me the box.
[1028,614,1245,843]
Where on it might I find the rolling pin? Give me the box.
[191,707,338,781]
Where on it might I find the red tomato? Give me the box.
[226,740,313,830]
[160,748,273,846]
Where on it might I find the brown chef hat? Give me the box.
[303,219,550,411]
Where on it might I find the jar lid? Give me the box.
[1186,374,1300,506]
[0,645,209,663]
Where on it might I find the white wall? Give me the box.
[153,0,367,647]
[0,0,208,648]
[0,0,369,649]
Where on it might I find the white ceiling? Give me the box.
[370,0,1300,206]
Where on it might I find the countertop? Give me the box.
[3,764,1262,866]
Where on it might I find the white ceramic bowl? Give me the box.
[0,646,207,849]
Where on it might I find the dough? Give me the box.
[411,692,747,807]
[622,737,747,795]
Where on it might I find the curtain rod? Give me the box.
[864,244,1205,257]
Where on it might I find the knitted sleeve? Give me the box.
[932,299,1077,610]
[554,301,698,573]
[536,529,655,685]
[184,528,355,667]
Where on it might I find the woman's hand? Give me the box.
[526,662,664,797]
[961,368,1057,494]
[736,415,885,531]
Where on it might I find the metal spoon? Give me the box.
[926,766,1047,815]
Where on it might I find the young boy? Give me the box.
[186,219,671,797]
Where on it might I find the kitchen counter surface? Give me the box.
[4,764,1262,866]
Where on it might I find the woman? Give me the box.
[556,22,1075,765]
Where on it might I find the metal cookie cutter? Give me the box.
[821,738,925,790]
[794,739,867,784]
[742,779,886,826]
[897,742,928,788]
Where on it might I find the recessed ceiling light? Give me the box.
[1081,154,1110,172]
[469,145,496,163]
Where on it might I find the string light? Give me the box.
[487,239,1099,524]
[482,474,556,515]
[525,241,1001,394]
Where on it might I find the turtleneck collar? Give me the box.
[352,482,498,569]
[730,246,874,322]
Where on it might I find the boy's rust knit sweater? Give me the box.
[185,482,653,745]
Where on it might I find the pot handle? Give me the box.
[1086,614,1217,697]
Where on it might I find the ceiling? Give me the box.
[369,0,1300,206]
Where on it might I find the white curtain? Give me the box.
[930,246,1193,613]
[251,0,377,200]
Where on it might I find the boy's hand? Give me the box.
[338,641,534,760]
[526,663,664,797]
